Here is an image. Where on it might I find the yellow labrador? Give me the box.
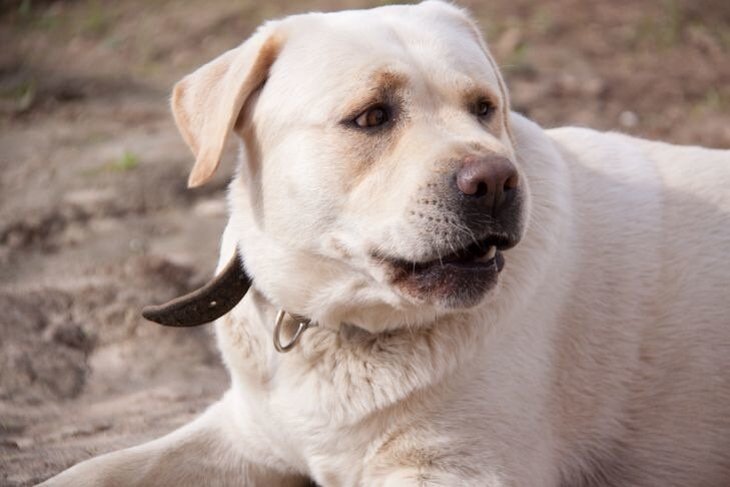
[44,2,730,486]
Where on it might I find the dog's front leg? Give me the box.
[40,396,310,487]
[368,467,510,487]
[364,444,520,487]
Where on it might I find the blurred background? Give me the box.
[1,0,728,484]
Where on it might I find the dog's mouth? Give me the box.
[380,235,516,308]
[395,236,510,272]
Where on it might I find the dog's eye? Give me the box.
[473,100,495,120]
[354,105,390,128]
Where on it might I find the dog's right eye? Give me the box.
[354,104,391,129]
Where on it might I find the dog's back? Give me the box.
[544,124,730,485]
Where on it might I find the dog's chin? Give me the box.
[382,238,509,310]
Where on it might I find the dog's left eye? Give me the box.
[473,100,495,120]
[354,104,391,128]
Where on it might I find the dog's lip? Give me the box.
[382,235,512,274]
[380,236,511,307]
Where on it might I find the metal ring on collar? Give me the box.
[273,309,312,353]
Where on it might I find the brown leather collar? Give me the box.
[142,252,251,327]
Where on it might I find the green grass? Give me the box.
[502,43,535,78]
[692,88,729,115]
[529,6,555,37]
[81,0,113,38]
[0,78,36,113]
[108,151,140,172]
[12,0,117,37]
[18,0,32,18]
[81,150,141,178]
[632,0,687,49]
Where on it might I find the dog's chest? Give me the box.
[231,374,392,485]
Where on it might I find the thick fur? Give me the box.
[44,2,730,486]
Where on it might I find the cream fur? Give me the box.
[44,2,730,486]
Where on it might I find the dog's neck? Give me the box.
[216,285,493,423]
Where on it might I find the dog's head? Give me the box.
[171,1,530,332]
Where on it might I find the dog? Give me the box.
[44,1,730,485]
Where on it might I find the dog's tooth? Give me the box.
[486,246,497,260]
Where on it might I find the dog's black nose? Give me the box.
[456,155,519,216]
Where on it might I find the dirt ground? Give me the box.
[1,0,728,484]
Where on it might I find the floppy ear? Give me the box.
[171,24,284,188]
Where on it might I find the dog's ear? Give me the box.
[171,24,284,188]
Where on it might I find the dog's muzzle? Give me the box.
[377,154,525,308]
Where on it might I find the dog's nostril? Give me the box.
[504,173,519,192]
[473,182,488,198]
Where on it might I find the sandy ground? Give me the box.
[1,0,728,484]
